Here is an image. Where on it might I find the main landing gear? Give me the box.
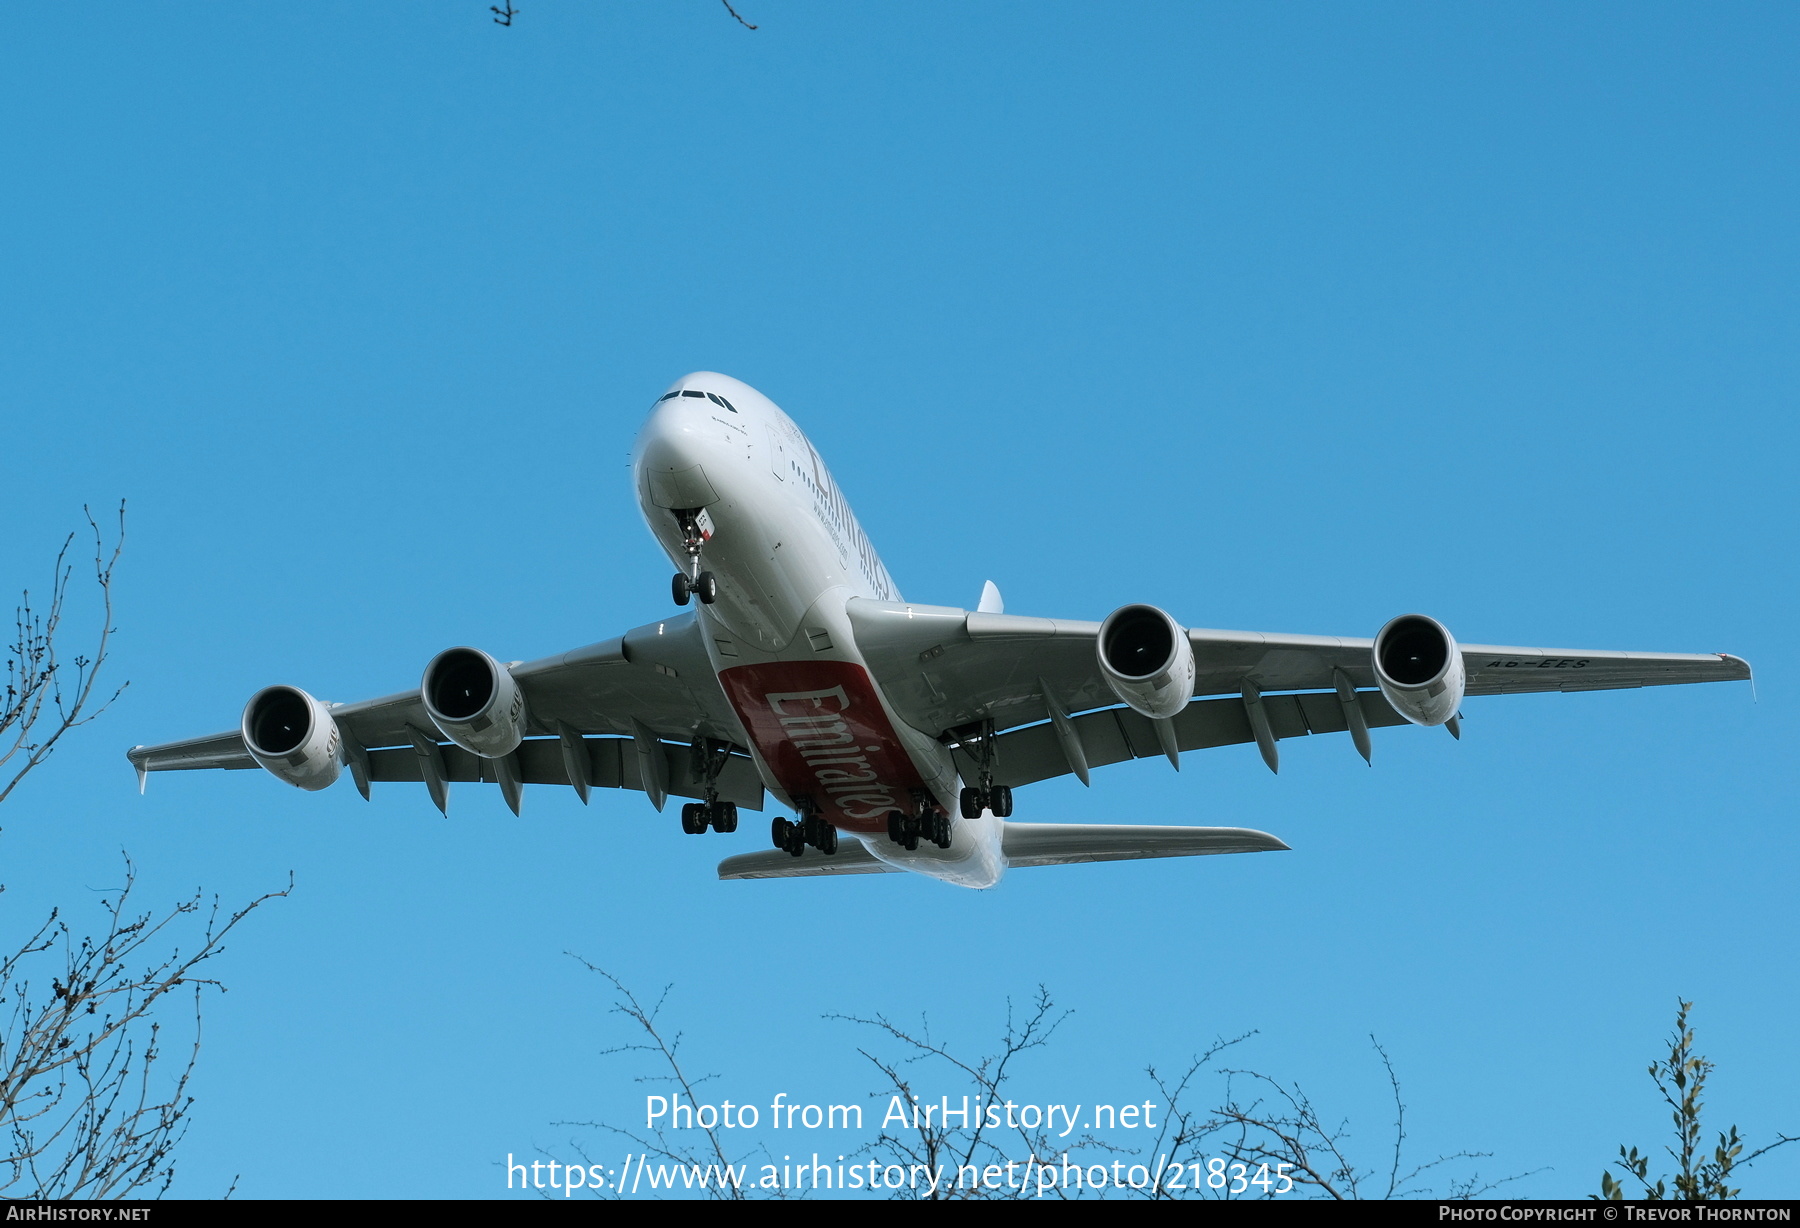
[680,799,738,834]
[770,811,838,857]
[952,720,1011,819]
[669,508,717,606]
[959,784,1012,818]
[886,794,953,851]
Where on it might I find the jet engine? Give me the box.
[1372,614,1465,727]
[241,685,343,791]
[1096,604,1195,720]
[421,646,527,757]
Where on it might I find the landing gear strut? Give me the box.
[679,739,739,834]
[952,720,1012,818]
[670,508,717,606]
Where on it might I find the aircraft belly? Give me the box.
[717,659,925,833]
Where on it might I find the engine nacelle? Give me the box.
[1372,613,1466,727]
[421,646,527,758]
[241,685,343,791]
[1097,604,1195,720]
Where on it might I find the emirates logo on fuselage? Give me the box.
[765,685,901,821]
[717,661,924,831]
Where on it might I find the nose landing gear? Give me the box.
[670,509,718,606]
[671,570,718,607]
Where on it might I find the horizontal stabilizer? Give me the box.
[717,843,898,880]
[1000,822,1288,867]
[717,822,1288,881]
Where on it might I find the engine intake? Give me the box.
[1097,604,1195,720]
[422,646,527,758]
[1372,614,1465,727]
[241,685,342,791]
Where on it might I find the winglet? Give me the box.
[977,580,1004,614]
[131,748,147,795]
[1722,653,1757,701]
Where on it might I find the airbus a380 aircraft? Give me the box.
[129,373,1750,888]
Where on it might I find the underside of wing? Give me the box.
[1461,645,1750,695]
[126,613,763,812]
[1000,821,1289,867]
[952,688,1410,789]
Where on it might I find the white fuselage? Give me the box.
[631,372,1005,887]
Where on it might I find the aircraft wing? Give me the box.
[850,598,1749,732]
[127,613,765,810]
[716,821,1289,880]
[848,597,1750,787]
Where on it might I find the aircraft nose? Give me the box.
[635,391,734,508]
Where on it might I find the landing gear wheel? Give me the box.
[817,824,838,855]
[886,810,905,844]
[934,812,951,848]
[694,571,718,605]
[771,816,792,849]
[681,803,705,834]
[671,573,692,607]
[714,801,738,833]
[990,785,1013,818]
[959,787,983,819]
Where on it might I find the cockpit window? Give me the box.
[658,388,738,412]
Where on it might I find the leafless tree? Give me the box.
[0,861,289,1198]
[1,502,126,808]
[553,957,790,1201]
[564,968,1533,1201]
[830,988,1078,1200]
[0,508,289,1198]
[482,2,755,31]
[1207,1037,1537,1199]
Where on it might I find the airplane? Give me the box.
[127,372,1752,889]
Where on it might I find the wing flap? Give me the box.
[957,690,1410,790]
[365,736,764,808]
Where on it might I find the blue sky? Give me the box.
[1,2,1795,1199]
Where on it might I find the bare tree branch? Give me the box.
[829,986,1071,1200]
[0,857,290,1198]
[556,958,789,1200]
[720,0,758,31]
[0,502,127,808]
